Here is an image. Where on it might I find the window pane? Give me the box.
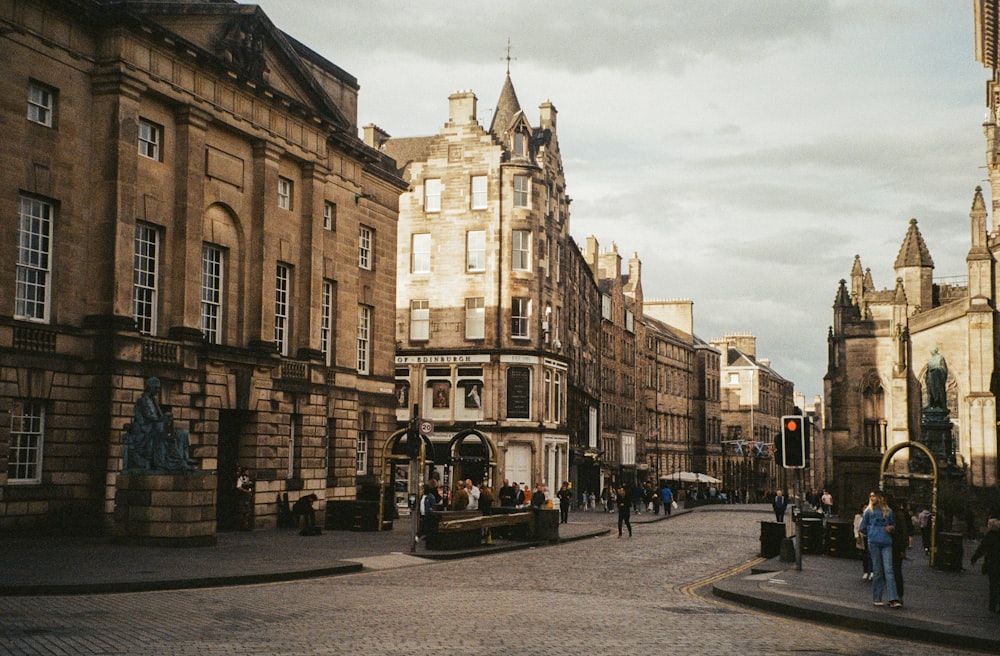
[511,297,530,337]
[359,226,373,269]
[8,401,43,483]
[15,196,52,322]
[27,83,53,126]
[465,297,485,339]
[278,177,292,210]
[425,178,441,212]
[512,230,530,271]
[412,233,431,273]
[138,119,160,160]
[410,299,429,341]
[133,224,158,335]
[320,280,334,365]
[467,230,486,271]
[323,201,336,231]
[201,245,224,344]
[357,305,371,374]
[471,175,488,209]
[275,264,290,355]
[513,175,529,207]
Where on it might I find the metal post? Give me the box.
[794,471,803,571]
[410,404,420,553]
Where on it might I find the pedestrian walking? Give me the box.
[557,482,572,524]
[821,489,834,516]
[854,503,872,580]
[772,489,788,522]
[661,485,674,516]
[859,490,901,608]
[891,498,913,601]
[617,485,632,537]
[917,506,932,554]
[970,517,1000,614]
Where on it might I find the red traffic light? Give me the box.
[785,418,798,432]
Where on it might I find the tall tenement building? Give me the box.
[0,0,405,532]
[377,75,598,494]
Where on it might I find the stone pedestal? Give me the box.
[915,407,956,473]
[114,472,217,547]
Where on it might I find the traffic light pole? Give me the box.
[410,404,420,554]
[795,470,803,571]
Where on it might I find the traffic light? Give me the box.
[780,415,809,468]
[405,419,421,459]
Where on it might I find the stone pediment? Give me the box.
[127,4,350,130]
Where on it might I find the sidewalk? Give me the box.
[3,506,995,652]
[713,530,1000,653]
[0,508,626,596]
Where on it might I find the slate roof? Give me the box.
[489,74,522,137]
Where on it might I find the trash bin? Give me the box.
[935,532,964,571]
[801,518,824,554]
[760,521,784,558]
[533,508,560,542]
[825,520,856,558]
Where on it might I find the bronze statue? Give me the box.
[123,377,197,472]
[926,347,949,410]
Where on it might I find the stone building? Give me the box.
[714,333,795,497]
[0,0,404,533]
[825,211,999,502]
[589,242,642,487]
[379,74,596,495]
[642,300,723,481]
[822,0,1000,511]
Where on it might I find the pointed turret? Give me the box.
[863,268,875,293]
[893,218,934,311]
[489,74,522,137]
[832,279,852,334]
[850,255,864,303]
[969,185,992,300]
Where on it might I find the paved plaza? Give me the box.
[0,506,996,655]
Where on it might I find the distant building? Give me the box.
[643,300,724,481]
[713,334,795,497]
[588,242,642,487]
[0,0,404,532]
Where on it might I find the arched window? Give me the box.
[860,373,885,451]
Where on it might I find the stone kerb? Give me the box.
[114,471,218,547]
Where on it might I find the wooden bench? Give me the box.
[437,511,534,533]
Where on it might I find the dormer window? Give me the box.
[513,130,528,157]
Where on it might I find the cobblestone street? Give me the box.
[0,509,982,655]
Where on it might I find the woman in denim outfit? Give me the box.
[858,490,901,608]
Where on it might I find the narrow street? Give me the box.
[0,509,980,656]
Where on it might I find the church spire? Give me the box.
[489,73,522,137]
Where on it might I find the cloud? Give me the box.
[255,0,991,399]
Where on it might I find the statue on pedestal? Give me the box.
[925,347,949,410]
[123,377,198,472]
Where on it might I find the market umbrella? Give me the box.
[660,471,721,485]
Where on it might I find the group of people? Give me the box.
[597,482,676,517]
[852,491,1000,614]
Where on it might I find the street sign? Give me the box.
[418,419,434,436]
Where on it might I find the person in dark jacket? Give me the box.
[971,518,1000,613]
[890,498,913,601]
[556,482,573,524]
[617,485,632,538]
[772,490,788,522]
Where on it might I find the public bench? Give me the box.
[425,508,558,550]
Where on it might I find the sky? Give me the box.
[255,0,991,400]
